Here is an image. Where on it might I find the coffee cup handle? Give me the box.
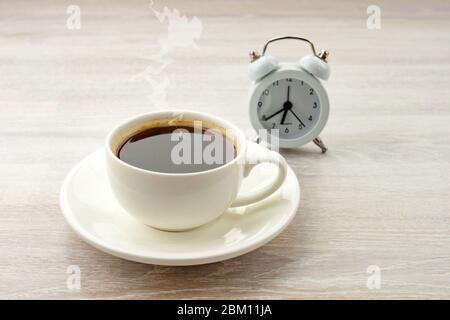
[230,149,288,207]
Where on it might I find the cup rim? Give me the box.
[105,109,246,177]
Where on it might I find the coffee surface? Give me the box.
[118,125,236,173]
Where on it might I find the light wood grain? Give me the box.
[0,0,449,299]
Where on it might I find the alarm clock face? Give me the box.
[256,78,321,140]
[250,67,329,148]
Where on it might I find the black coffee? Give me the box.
[118,125,236,173]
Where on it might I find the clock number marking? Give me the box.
[285,127,289,134]
[313,102,318,109]
[272,123,276,129]
[286,78,293,82]
[273,81,279,86]
[309,88,314,95]
[263,89,269,96]
[308,115,313,121]
[258,101,262,108]
[298,124,303,130]
[301,80,304,86]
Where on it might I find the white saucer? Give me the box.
[60,142,300,266]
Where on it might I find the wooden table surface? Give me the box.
[1,0,449,299]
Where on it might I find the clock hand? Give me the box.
[263,107,285,121]
[280,108,289,125]
[281,87,293,125]
[289,109,306,128]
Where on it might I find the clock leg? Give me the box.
[313,136,328,153]
[252,134,262,144]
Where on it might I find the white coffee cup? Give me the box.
[105,110,288,231]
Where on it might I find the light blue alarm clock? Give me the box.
[248,36,331,152]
